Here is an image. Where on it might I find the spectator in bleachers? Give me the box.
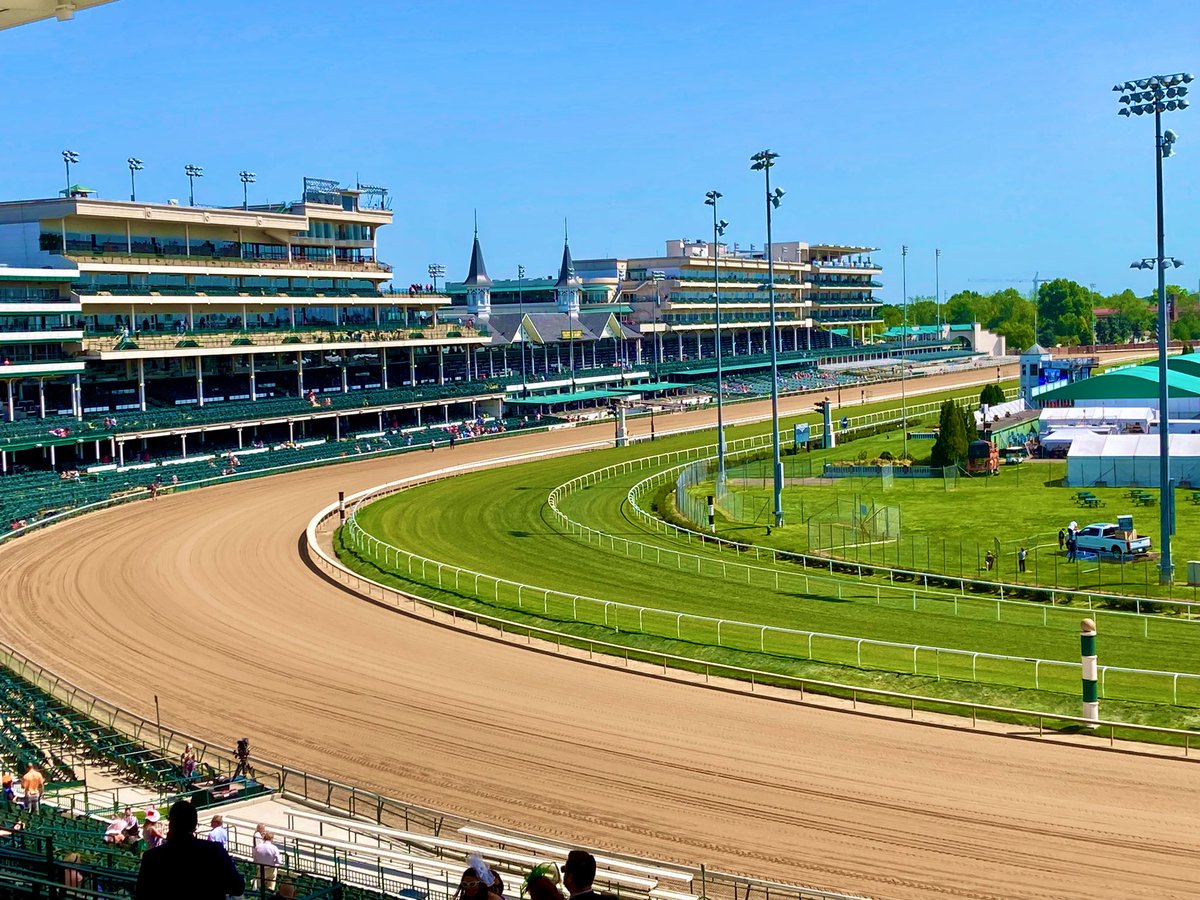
[135,799,244,899]
[143,809,165,850]
[180,744,197,781]
[0,773,13,804]
[207,815,227,850]
[121,806,142,848]
[457,857,504,900]
[562,850,600,900]
[252,825,283,893]
[521,863,564,900]
[61,851,84,889]
[19,763,43,814]
[104,813,126,844]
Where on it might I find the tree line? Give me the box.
[877,279,1200,349]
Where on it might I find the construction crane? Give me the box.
[968,273,1061,342]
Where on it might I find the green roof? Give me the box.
[1038,365,1200,401]
[610,381,694,392]
[505,388,622,405]
[1167,355,1200,378]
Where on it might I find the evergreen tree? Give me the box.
[979,383,1005,407]
[931,400,971,468]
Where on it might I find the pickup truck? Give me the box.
[1074,523,1152,557]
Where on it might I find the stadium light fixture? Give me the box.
[428,263,446,294]
[749,149,784,527]
[649,269,666,441]
[184,164,204,206]
[62,149,79,195]
[239,171,256,210]
[127,157,143,202]
[1115,70,1191,585]
[704,190,729,487]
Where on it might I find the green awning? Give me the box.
[504,389,622,405]
[610,381,694,392]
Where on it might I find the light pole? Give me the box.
[705,190,730,488]
[428,263,446,295]
[62,150,79,195]
[901,243,909,458]
[239,171,256,210]
[751,149,785,527]
[517,263,527,394]
[934,248,941,332]
[650,269,665,441]
[127,157,143,202]
[1116,71,1191,584]
[184,164,203,206]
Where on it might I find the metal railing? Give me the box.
[348,441,1200,706]
[311,487,1200,761]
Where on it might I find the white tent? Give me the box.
[1042,427,1114,450]
[1067,433,1200,487]
[1039,406,1156,434]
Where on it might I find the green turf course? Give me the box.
[692,447,1200,601]
[337,383,1200,731]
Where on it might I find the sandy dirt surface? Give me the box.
[2,365,1198,900]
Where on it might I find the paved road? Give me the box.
[2,363,1196,899]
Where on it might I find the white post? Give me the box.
[1081,618,1099,726]
[137,358,146,411]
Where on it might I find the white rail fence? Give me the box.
[344,451,1200,707]
[311,489,1200,757]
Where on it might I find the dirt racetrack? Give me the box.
[2,365,1198,900]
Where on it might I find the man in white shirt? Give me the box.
[207,815,228,849]
[252,824,283,893]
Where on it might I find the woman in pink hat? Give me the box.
[143,809,165,851]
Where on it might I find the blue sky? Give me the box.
[0,0,1197,298]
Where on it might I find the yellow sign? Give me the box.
[560,329,584,340]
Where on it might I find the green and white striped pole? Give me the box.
[1081,618,1098,726]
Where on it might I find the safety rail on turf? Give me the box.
[311,491,1200,760]
[345,467,1200,707]
[620,443,1200,617]
[549,446,1199,636]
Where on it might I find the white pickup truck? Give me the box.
[1074,523,1152,557]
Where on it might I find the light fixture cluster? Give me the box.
[1114,73,1193,115]
[1129,257,1184,270]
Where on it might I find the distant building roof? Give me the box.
[555,241,582,289]
[462,234,491,288]
[1038,365,1200,401]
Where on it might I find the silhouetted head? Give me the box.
[167,800,197,841]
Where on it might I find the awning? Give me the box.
[504,389,622,405]
[610,381,695,393]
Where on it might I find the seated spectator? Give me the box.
[143,809,165,850]
[135,799,244,899]
[104,813,126,843]
[61,852,84,889]
[121,806,141,848]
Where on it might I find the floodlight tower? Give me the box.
[62,150,79,195]
[750,149,785,527]
[184,164,204,206]
[1115,71,1191,584]
[127,157,143,202]
[239,171,256,210]
[705,190,730,487]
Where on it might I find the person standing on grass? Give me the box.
[1018,547,1027,573]
[1058,528,1066,551]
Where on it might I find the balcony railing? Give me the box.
[64,249,392,274]
[83,322,485,353]
[74,284,388,300]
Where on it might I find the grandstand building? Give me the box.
[446,236,885,366]
[0,178,528,473]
